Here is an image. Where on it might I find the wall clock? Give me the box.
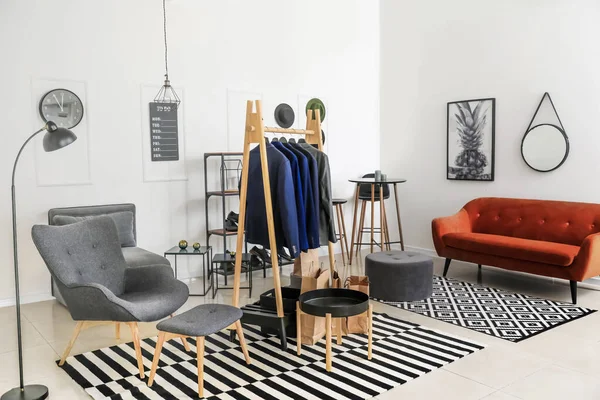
[39,88,84,129]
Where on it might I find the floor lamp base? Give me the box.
[1,385,48,400]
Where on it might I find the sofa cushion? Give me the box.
[121,247,170,268]
[53,211,136,247]
[443,232,579,267]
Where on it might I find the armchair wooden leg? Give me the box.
[148,331,166,387]
[180,337,191,352]
[115,323,120,340]
[127,322,145,378]
[235,321,251,364]
[570,280,578,304]
[59,321,85,366]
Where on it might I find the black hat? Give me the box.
[274,103,295,128]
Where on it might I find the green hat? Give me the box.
[305,98,326,122]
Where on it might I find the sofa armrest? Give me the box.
[124,264,175,292]
[571,232,600,281]
[432,208,472,256]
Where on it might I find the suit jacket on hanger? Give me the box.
[284,143,320,249]
[298,143,337,244]
[246,143,300,258]
[272,141,308,252]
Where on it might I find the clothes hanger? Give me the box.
[280,135,288,143]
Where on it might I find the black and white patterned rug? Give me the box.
[58,312,483,399]
[373,276,596,342]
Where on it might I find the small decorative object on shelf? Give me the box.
[193,242,201,250]
[179,240,188,249]
[230,251,236,258]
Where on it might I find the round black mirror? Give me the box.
[521,123,569,172]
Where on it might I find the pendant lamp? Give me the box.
[154,0,181,108]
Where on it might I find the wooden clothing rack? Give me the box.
[232,99,336,318]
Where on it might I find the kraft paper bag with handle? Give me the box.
[293,249,320,276]
[345,275,370,334]
[331,270,348,335]
[300,267,331,345]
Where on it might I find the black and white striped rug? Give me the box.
[373,276,596,342]
[58,312,484,399]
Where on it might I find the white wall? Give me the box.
[0,0,380,305]
[381,0,600,251]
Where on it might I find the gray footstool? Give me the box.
[148,304,251,398]
[365,251,433,302]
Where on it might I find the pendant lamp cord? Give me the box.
[162,0,169,80]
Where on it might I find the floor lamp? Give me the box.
[2,121,76,400]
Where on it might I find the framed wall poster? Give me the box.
[447,98,495,181]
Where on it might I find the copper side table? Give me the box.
[348,178,406,264]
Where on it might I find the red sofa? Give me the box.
[432,197,600,303]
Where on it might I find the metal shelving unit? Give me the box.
[204,152,251,298]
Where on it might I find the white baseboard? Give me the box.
[0,292,55,308]
[403,244,600,291]
[404,245,439,259]
[2,244,599,308]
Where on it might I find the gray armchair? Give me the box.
[48,203,171,306]
[32,217,189,378]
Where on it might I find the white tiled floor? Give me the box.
[2,253,600,399]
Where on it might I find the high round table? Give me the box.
[348,178,406,263]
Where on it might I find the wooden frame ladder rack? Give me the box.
[232,100,336,347]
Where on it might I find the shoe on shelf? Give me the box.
[227,211,239,224]
[250,246,271,264]
[224,219,238,232]
[278,248,293,261]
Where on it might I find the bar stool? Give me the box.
[355,174,391,257]
[332,198,350,265]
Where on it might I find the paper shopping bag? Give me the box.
[300,268,331,345]
[293,249,320,276]
[345,275,370,334]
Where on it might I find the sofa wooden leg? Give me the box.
[443,258,451,277]
[570,280,577,304]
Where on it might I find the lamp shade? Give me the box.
[43,121,77,152]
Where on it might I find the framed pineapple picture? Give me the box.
[447,98,495,181]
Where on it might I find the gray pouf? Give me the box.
[365,251,433,302]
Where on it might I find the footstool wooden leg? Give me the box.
[196,336,205,398]
[115,323,120,340]
[336,318,343,345]
[148,331,166,386]
[235,321,251,364]
[368,304,373,360]
[326,313,332,372]
[296,302,302,355]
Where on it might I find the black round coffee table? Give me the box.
[296,288,373,372]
